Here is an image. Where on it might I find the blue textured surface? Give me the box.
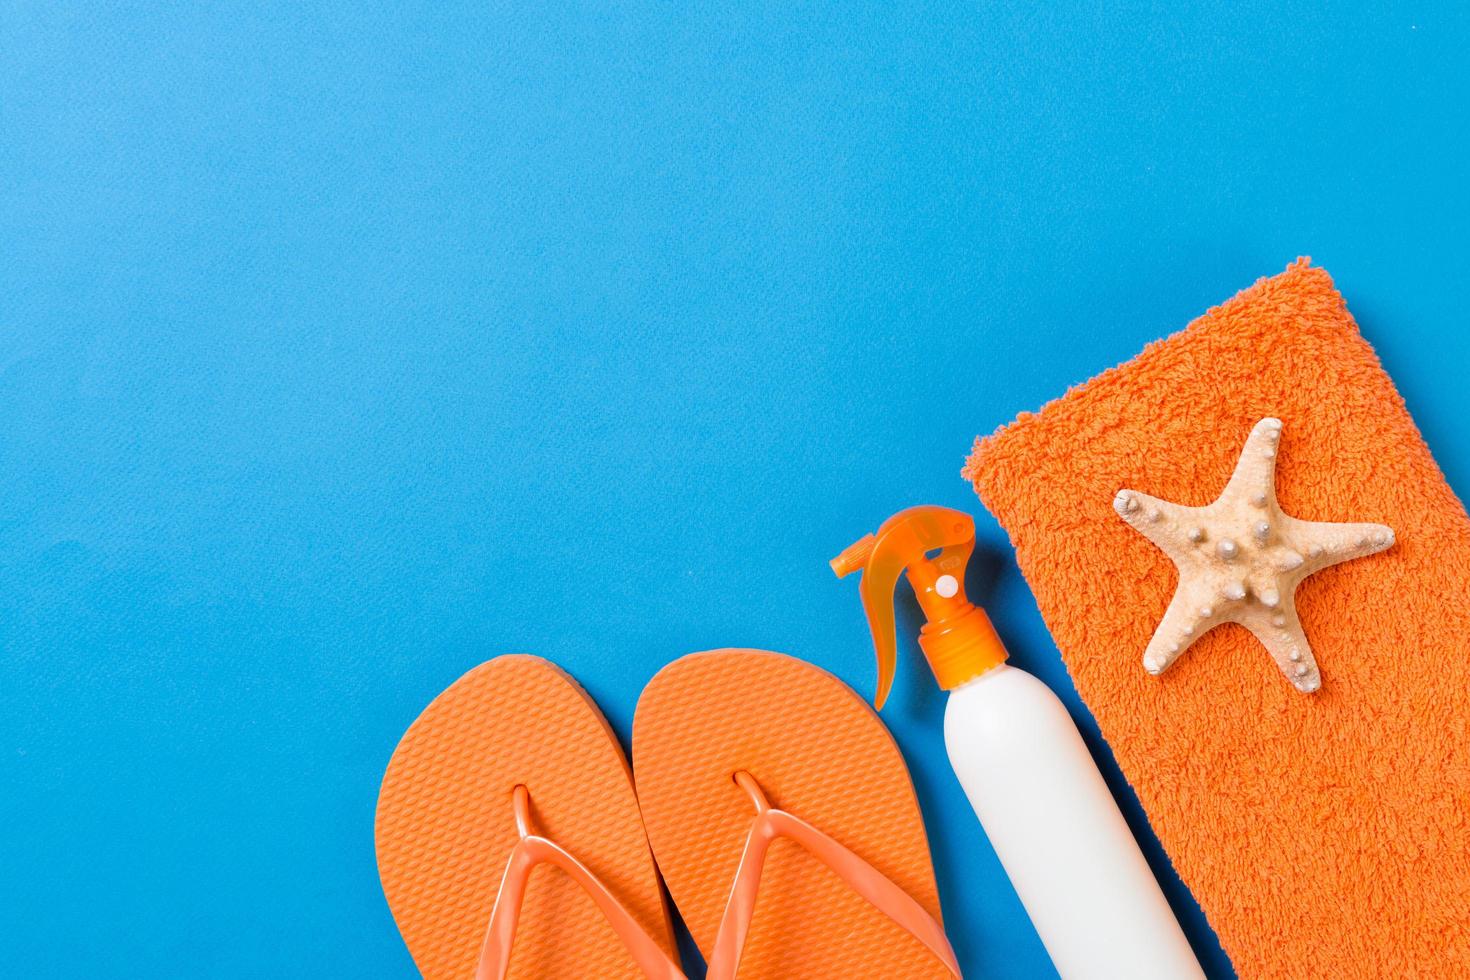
[4,3,1468,977]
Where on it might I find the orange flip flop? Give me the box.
[633,649,960,979]
[375,656,681,979]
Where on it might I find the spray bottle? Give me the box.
[832,505,1204,980]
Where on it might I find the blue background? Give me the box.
[4,3,1467,977]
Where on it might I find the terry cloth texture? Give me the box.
[963,260,1470,979]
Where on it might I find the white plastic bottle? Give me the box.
[834,506,1203,980]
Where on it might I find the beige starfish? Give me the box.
[1113,417,1393,693]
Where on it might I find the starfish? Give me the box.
[1112,417,1394,693]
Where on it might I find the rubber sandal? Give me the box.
[633,649,960,979]
[375,655,682,979]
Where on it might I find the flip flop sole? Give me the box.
[376,655,676,978]
[633,649,950,978]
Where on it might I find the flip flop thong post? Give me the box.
[375,655,680,979]
[634,649,959,979]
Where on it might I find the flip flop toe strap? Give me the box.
[475,786,686,980]
[705,772,961,979]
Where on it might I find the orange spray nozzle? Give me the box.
[829,534,876,578]
[832,505,1009,709]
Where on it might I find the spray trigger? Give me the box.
[832,506,1008,709]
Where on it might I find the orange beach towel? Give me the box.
[964,261,1470,978]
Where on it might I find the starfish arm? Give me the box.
[1113,489,1207,561]
[1286,517,1395,575]
[1239,603,1321,692]
[1219,417,1284,505]
[1141,589,1210,675]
